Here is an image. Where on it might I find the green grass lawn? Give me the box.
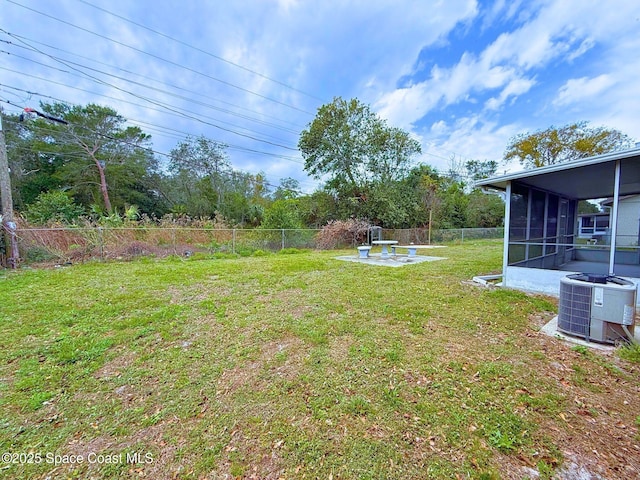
[1,240,639,479]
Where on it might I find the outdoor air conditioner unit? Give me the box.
[558,273,637,344]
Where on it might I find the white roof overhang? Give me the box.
[475,147,640,200]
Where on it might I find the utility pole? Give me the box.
[0,107,19,268]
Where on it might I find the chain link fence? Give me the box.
[11,226,503,265]
[384,227,504,244]
[14,227,321,264]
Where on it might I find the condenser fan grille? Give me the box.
[558,282,591,338]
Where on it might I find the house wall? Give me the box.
[575,249,640,265]
[504,266,572,296]
[615,196,640,246]
[504,265,640,310]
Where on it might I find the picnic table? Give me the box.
[371,240,398,259]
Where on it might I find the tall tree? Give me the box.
[168,135,230,217]
[7,104,163,215]
[297,189,337,228]
[169,136,230,205]
[221,171,269,226]
[299,97,421,225]
[504,121,634,168]
[465,159,498,181]
[273,177,300,200]
[465,190,504,228]
[299,97,420,194]
[31,103,154,213]
[4,112,64,209]
[166,137,270,225]
[261,199,302,230]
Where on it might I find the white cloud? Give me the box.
[424,115,519,167]
[375,0,640,171]
[553,75,616,107]
[566,37,595,62]
[485,77,536,110]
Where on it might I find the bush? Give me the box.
[316,219,370,249]
[24,190,85,225]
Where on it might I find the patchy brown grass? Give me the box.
[1,242,639,479]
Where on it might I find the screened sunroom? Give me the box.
[475,147,640,302]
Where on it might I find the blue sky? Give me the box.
[2,0,640,193]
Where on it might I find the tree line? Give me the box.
[4,98,631,231]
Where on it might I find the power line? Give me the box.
[0,48,302,142]
[1,89,305,167]
[3,34,300,150]
[0,34,301,151]
[0,33,307,132]
[3,2,315,115]
[0,72,299,148]
[1,98,308,190]
[76,0,326,103]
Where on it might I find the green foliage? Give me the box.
[124,205,140,221]
[22,246,57,263]
[618,343,640,363]
[98,211,125,227]
[362,180,415,227]
[6,99,509,231]
[437,181,469,229]
[163,136,269,225]
[297,190,337,228]
[504,121,634,168]
[299,97,421,226]
[273,177,300,200]
[572,345,590,356]
[8,102,165,216]
[260,199,303,229]
[465,190,504,228]
[306,115,503,229]
[465,159,498,181]
[168,135,230,215]
[577,200,600,214]
[23,190,85,225]
[4,115,65,209]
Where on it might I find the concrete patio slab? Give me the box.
[335,254,447,268]
[540,316,615,351]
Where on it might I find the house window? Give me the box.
[579,215,609,238]
[595,216,609,233]
[579,216,595,236]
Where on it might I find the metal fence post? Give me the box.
[282,229,285,250]
[232,228,236,254]
[98,226,104,260]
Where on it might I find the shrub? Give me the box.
[24,190,85,225]
[316,219,370,249]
